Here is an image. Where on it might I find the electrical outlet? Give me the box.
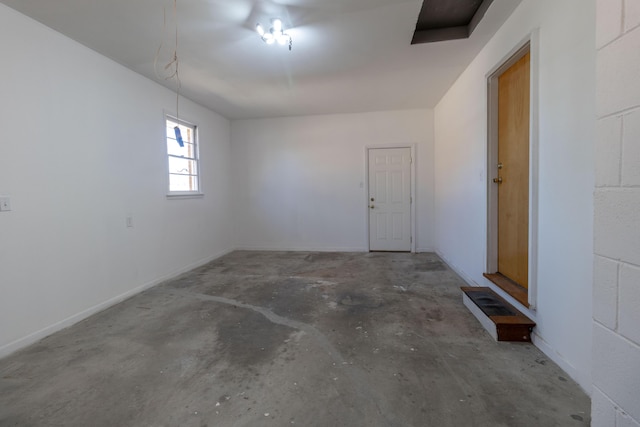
[0,196,11,212]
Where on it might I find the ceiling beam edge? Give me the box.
[468,0,496,36]
[411,26,469,44]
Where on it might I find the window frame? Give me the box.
[164,114,203,198]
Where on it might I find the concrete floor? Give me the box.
[0,251,590,426]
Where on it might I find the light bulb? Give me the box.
[258,18,292,48]
[273,19,282,33]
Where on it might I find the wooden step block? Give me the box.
[461,287,536,342]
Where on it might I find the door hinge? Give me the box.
[410,236,413,243]
[410,196,413,204]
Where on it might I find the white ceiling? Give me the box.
[0,0,522,119]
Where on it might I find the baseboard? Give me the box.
[416,247,435,253]
[0,248,233,360]
[233,246,369,253]
[531,331,591,395]
[435,250,481,287]
[235,246,435,254]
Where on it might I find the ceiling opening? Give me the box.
[412,0,495,44]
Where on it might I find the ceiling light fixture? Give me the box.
[256,18,292,51]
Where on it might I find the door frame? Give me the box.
[365,144,417,253]
[486,31,539,309]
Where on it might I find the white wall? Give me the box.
[434,0,595,391]
[231,110,434,252]
[0,4,232,356]
[592,1,640,425]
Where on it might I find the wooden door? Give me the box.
[368,148,411,252]
[497,52,530,288]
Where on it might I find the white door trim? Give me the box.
[365,144,417,253]
[485,30,539,310]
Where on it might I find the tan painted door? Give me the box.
[368,148,411,252]
[497,52,530,288]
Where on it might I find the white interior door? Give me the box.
[368,148,411,252]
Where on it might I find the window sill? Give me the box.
[166,193,204,200]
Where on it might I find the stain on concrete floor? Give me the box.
[0,251,590,426]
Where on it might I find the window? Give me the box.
[165,116,200,194]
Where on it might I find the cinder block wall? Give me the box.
[593,1,640,425]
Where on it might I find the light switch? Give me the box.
[0,196,11,212]
[126,215,133,228]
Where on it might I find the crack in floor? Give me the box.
[158,287,401,426]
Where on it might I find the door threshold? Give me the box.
[483,273,529,308]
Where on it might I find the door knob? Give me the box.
[493,177,503,184]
